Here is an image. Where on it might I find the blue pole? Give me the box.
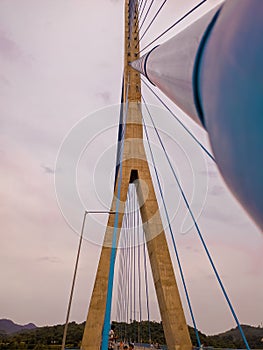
[101,98,129,350]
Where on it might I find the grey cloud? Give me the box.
[0,29,22,61]
[37,256,61,264]
[209,185,225,196]
[200,169,218,178]
[203,207,234,223]
[0,74,10,87]
[184,246,200,254]
[205,273,228,281]
[41,165,55,174]
[96,91,111,103]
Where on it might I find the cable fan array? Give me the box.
[112,184,152,345]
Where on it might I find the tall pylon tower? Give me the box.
[81,1,192,350]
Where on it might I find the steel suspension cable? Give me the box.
[138,0,144,14]
[138,0,155,37]
[125,194,131,340]
[140,0,208,53]
[129,189,133,334]
[137,202,142,343]
[141,78,216,162]
[123,194,128,336]
[118,217,128,327]
[141,98,201,346]
[142,98,251,350]
[124,214,129,335]
[125,189,130,336]
[133,185,137,341]
[120,209,129,339]
[127,190,132,330]
[137,0,148,25]
[124,208,130,341]
[142,230,151,344]
[116,247,122,326]
[136,0,168,48]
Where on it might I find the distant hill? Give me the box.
[206,325,263,349]
[218,324,263,339]
[0,319,37,335]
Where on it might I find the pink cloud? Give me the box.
[0,29,22,61]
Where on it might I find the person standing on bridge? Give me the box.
[129,343,134,350]
[108,325,116,350]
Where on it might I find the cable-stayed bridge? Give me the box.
[60,1,263,350]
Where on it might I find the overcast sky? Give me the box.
[0,0,262,338]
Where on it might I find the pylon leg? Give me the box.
[81,105,192,350]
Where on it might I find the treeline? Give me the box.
[205,325,263,349]
[0,321,262,350]
[0,322,83,350]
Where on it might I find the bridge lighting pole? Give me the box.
[61,210,116,350]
